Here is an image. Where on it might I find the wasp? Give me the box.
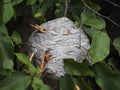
[30,24,47,32]
[40,51,52,73]
[67,29,71,35]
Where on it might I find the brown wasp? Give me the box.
[40,51,52,73]
[30,24,47,32]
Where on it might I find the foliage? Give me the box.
[0,25,14,70]
[114,37,120,56]
[0,72,31,90]
[0,0,120,90]
[94,63,120,90]
[64,59,94,76]
[89,31,110,64]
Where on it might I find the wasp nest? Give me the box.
[28,17,90,79]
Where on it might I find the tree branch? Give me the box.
[81,0,120,27]
[105,0,120,8]
[64,0,68,17]
[80,5,86,28]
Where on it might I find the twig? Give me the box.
[29,49,37,62]
[80,5,86,28]
[40,51,52,73]
[29,52,35,62]
[72,77,81,90]
[105,0,120,8]
[81,0,120,27]
[80,5,86,49]
[75,85,80,90]
[64,0,68,17]
[108,13,114,18]
[40,70,48,77]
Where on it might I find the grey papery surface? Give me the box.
[28,17,90,79]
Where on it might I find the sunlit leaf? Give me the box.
[90,31,110,64]
[64,59,94,76]
[15,53,36,74]
[95,63,120,90]
[60,75,75,90]
[56,3,61,7]
[0,72,31,90]
[114,37,120,56]
[34,12,42,18]
[11,31,22,45]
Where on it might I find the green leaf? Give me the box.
[83,26,101,38]
[0,49,4,71]
[41,85,52,90]
[12,0,24,5]
[34,12,42,18]
[40,0,53,16]
[0,48,7,71]
[32,77,43,90]
[0,48,14,71]
[95,63,120,90]
[64,59,94,76]
[3,56,14,71]
[32,77,52,90]
[82,13,106,29]
[90,31,110,64]
[0,72,31,90]
[0,0,14,24]
[11,31,22,45]
[56,3,61,7]
[114,37,120,56]
[55,8,64,17]
[35,67,41,76]
[0,25,14,70]
[73,77,92,90]
[84,0,101,11]
[107,58,118,70]
[60,75,75,90]
[26,0,37,5]
[15,53,36,74]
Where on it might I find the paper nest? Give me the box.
[28,17,90,79]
